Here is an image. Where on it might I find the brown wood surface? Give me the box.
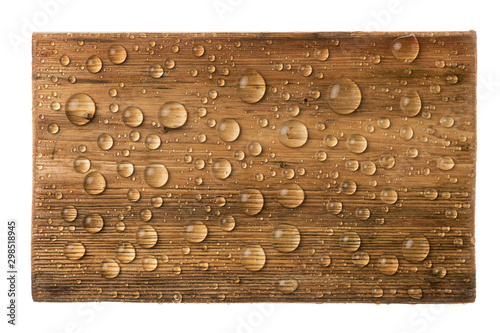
[32,32,476,303]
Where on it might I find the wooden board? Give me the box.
[32,32,476,303]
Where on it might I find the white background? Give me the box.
[0,0,498,332]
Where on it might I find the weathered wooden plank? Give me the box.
[32,32,476,303]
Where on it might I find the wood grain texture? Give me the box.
[32,32,476,303]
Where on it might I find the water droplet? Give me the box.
[116,242,135,263]
[272,182,301,208]
[408,147,419,158]
[272,223,301,252]
[356,207,371,220]
[247,141,263,156]
[240,188,264,215]
[60,54,70,66]
[339,232,361,252]
[380,188,398,204]
[183,221,208,243]
[327,77,362,115]
[360,161,376,175]
[402,234,430,262]
[372,286,384,298]
[116,160,134,178]
[97,133,114,151]
[142,255,158,271]
[379,154,395,169]
[408,286,423,299]
[437,156,455,170]
[86,55,102,73]
[352,251,370,267]
[316,150,327,161]
[287,105,300,117]
[136,225,158,248]
[100,259,120,279]
[447,75,459,84]
[158,102,188,129]
[440,115,455,128]
[324,134,338,148]
[378,254,399,275]
[313,47,329,61]
[237,69,266,103]
[51,101,61,111]
[326,200,342,214]
[400,90,421,117]
[346,159,359,171]
[378,117,391,129]
[424,188,438,200]
[64,242,85,260]
[149,64,164,78]
[48,123,59,134]
[299,64,313,76]
[433,266,447,278]
[108,45,127,64]
[391,35,419,62]
[400,125,414,141]
[65,93,96,126]
[341,179,357,195]
[83,171,106,195]
[277,120,308,148]
[145,134,161,150]
[217,118,241,142]
[192,44,205,57]
[83,213,103,233]
[144,163,169,187]
[122,106,144,127]
[346,134,368,154]
[212,158,232,180]
[240,245,266,271]
[73,156,91,173]
[220,215,236,232]
[127,188,141,202]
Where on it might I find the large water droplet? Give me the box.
[277,276,299,293]
[352,251,370,267]
[327,77,362,115]
[83,171,106,195]
[97,133,114,151]
[402,234,430,262]
[116,242,135,263]
[65,93,96,126]
[437,156,455,170]
[117,161,134,178]
[61,205,77,222]
[64,242,85,260]
[346,134,368,154]
[339,232,361,252]
[240,188,264,215]
[314,47,329,61]
[272,224,301,252]
[237,69,266,103]
[240,245,266,271]
[391,35,419,63]
[212,158,232,180]
[83,213,103,233]
[277,183,305,208]
[108,45,127,64]
[380,188,398,204]
[408,286,423,299]
[122,106,144,127]
[144,163,169,188]
[220,215,236,231]
[100,259,120,279]
[400,90,421,116]
[341,179,357,195]
[158,102,188,129]
[86,55,102,73]
[183,221,208,243]
[378,254,399,275]
[217,118,240,142]
[136,225,158,248]
[277,120,308,148]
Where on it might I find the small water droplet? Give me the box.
[240,245,266,271]
[327,77,362,115]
